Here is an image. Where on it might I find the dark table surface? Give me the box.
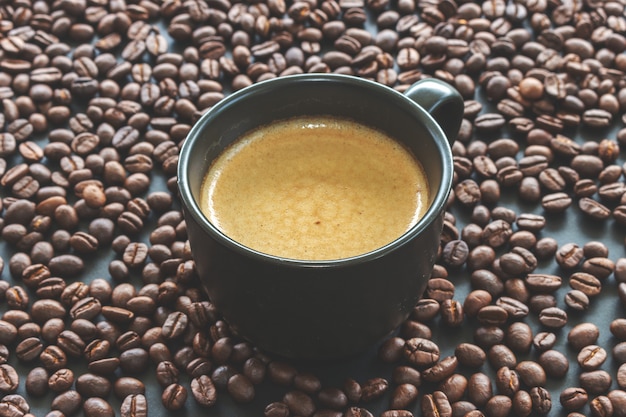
[1,0,626,416]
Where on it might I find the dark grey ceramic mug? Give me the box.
[178,74,463,359]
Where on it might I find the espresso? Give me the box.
[199,115,430,260]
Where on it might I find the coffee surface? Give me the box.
[199,116,430,260]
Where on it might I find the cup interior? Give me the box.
[179,74,453,263]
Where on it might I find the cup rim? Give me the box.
[178,73,454,268]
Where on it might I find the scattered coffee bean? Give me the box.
[495,366,520,397]
[455,343,486,368]
[0,364,19,393]
[568,323,600,350]
[611,319,626,340]
[283,390,316,416]
[162,383,187,411]
[580,370,613,395]
[421,391,451,417]
[577,345,607,371]
[560,387,588,411]
[467,372,492,407]
[0,1,624,416]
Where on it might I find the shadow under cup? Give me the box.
[178,74,459,359]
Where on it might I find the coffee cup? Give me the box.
[178,74,463,359]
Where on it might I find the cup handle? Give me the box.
[403,78,464,146]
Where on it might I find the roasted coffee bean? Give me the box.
[488,344,517,370]
[615,259,626,283]
[560,387,588,411]
[344,407,373,417]
[485,394,513,417]
[423,356,458,383]
[0,394,29,417]
[540,191,572,212]
[51,390,82,416]
[437,373,467,404]
[611,319,626,340]
[619,283,626,308]
[156,361,179,388]
[530,386,551,415]
[525,273,561,293]
[211,365,237,391]
[390,383,418,409]
[538,307,568,328]
[440,299,463,327]
[618,364,626,390]
[379,336,405,363]
[162,383,187,410]
[474,326,505,349]
[582,109,612,128]
[475,113,505,131]
[264,401,290,417]
[481,219,512,248]
[607,390,626,417]
[404,338,440,367]
[463,290,492,318]
[392,366,421,388]
[450,400,476,417]
[83,397,114,417]
[16,337,44,362]
[25,367,48,397]
[468,372,492,406]
[425,278,455,302]
[614,342,626,363]
[379,410,412,417]
[318,388,346,410]
[568,322,600,350]
[590,395,614,417]
[190,375,217,408]
[48,368,74,392]
[361,378,389,402]
[510,389,532,417]
[505,322,533,354]
[577,345,607,371]
[467,244,495,269]
[579,197,611,220]
[477,305,508,326]
[555,243,584,269]
[538,349,569,379]
[0,364,19,393]
[515,361,546,387]
[283,390,316,416]
[442,240,469,267]
[495,366,520,397]
[565,289,590,311]
[496,296,529,319]
[531,236,555,259]
[57,330,85,357]
[76,373,112,398]
[582,257,614,280]
[119,347,149,374]
[455,343,486,368]
[411,298,440,322]
[421,391,451,417]
[339,378,361,404]
[162,311,188,339]
[234,350,260,378]
[48,254,84,277]
[470,269,504,296]
[580,370,613,395]
[113,377,145,399]
[39,344,67,372]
